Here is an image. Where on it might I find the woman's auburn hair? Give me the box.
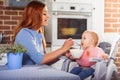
[12,1,45,44]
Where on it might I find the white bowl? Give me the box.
[70,49,83,58]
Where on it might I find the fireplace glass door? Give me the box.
[58,18,87,39]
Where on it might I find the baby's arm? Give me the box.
[101,53,109,59]
[97,48,109,60]
[65,50,76,60]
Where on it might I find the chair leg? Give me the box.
[111,71,118,80]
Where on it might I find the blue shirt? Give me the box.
[15,28,44,65]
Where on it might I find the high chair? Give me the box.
[51,33,120,80]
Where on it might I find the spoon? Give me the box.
[73,41,82,49]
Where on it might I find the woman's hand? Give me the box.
[61,38,74,52]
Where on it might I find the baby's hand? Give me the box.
[65,51,71,58]
[102,54,108,60]
[65,50,76,60]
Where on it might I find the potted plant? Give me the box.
[0,43,27,70]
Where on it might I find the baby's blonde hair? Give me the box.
[91,31,99,46]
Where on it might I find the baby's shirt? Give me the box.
[77,47,105,67]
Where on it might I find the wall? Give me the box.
[104,0,120,79]
[0,0,120,79]
[0,0,23,43]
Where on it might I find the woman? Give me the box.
[12,1,73,65]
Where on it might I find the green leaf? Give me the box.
[0,43,28,54]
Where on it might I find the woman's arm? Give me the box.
[41,38,74,64]
[15,28,74,65]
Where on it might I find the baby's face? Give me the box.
[81,33,93,49]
